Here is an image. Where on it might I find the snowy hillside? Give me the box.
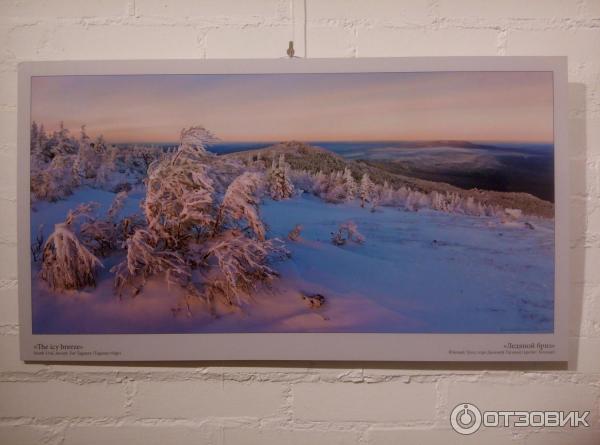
[28,124,555,335]
[31,190,553,334]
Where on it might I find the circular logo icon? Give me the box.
[450,403,482,435]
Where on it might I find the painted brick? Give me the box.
[366,428,523,445]
[506,29,600,83]
[0,70,17,107]
[0,2,599,445]
[438,0,582,19]
[223,427,360,445]
[205,26,292,58]
[568,118,600,159]
[306,0,431,25]
[0,23,54,62]
[133,380,285,418]
[136,0,289,20]
[0,150,17,205]
[356,27,498,57]
[0,381,127,417]
[570,337,600,373]
[0,244,18,280]
[447,381,598,413]
[0,0,130,18]
[0,109,17,151]
[0,197,16,243]
[43,24,204,59]
[584,0,600,17]
[0,426,50,445]
[522,430,600,445]
[293,382,437,422]
[306,25,355,57]
[64,425,218,445]
[0,283,18,325]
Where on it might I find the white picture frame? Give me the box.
[18,57,569,362]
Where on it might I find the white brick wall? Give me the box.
[1,0,599,443]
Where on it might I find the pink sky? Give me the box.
[31,71,554,143]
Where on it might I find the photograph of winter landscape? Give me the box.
[29,71,555,334]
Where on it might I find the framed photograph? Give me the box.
[18,57,568,362]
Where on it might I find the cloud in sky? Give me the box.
[31,71,554,143]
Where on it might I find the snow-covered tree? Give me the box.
[330,170,343,184]
[143,131,216,246]
[31,122,45,166]
[111,229,190,297]
[31,152,79,202]
[41,205,103,290]
[31,122,51,164]
[75,125,101,179]
[312,170,329,196]
[216,171,266,240]
[287,224,302,241]
[51,121,77,157]
[80,219,117,256]
[343,167,357,199]
[268,154,294,200]
[201,229,284,307]
[404,189,428,211]
[179,125,218,153]
[359,173,374,208]
[107,191,128,221]
[103,125,287,312]
[377,181,394,206]
[289,169,314,193]
[331,221,365,246]
[30,224,44,262]
[79,192,128,256]
[323,183,346,203]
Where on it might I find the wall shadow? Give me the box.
[566,82,588,371]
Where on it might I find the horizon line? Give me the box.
[110,138,554,146]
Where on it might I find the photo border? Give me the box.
[18,57,569,362]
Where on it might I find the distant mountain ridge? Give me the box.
[225,141,554,218]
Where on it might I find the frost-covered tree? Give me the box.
[287,224,302,241]
[107,191,128,221]
[343,167,357,199]
[404,189,426,211]
[111,229,190,297]
[79,192,128,256]
[379,181,396,206]
[359,173,374,208]
[323,182,346,203]
[111,125,286,313]
[30,224,44,263]
[216,171,266,240]
[179,125,218,153]
[318,170,344,203]
[289,169,314,193]
[31,122,51,164]
[331,221,365,246]
[55,123,290,313]
[143,128,217,246]
[80,219,117,256]
[76,125,101,179]
[51,121,77,157]
[312,170,329,196]
[94,145,123,189]
[31,151,80,202]
[201,229,284,307]
[41,204,103,290]
[268,154,294,200]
